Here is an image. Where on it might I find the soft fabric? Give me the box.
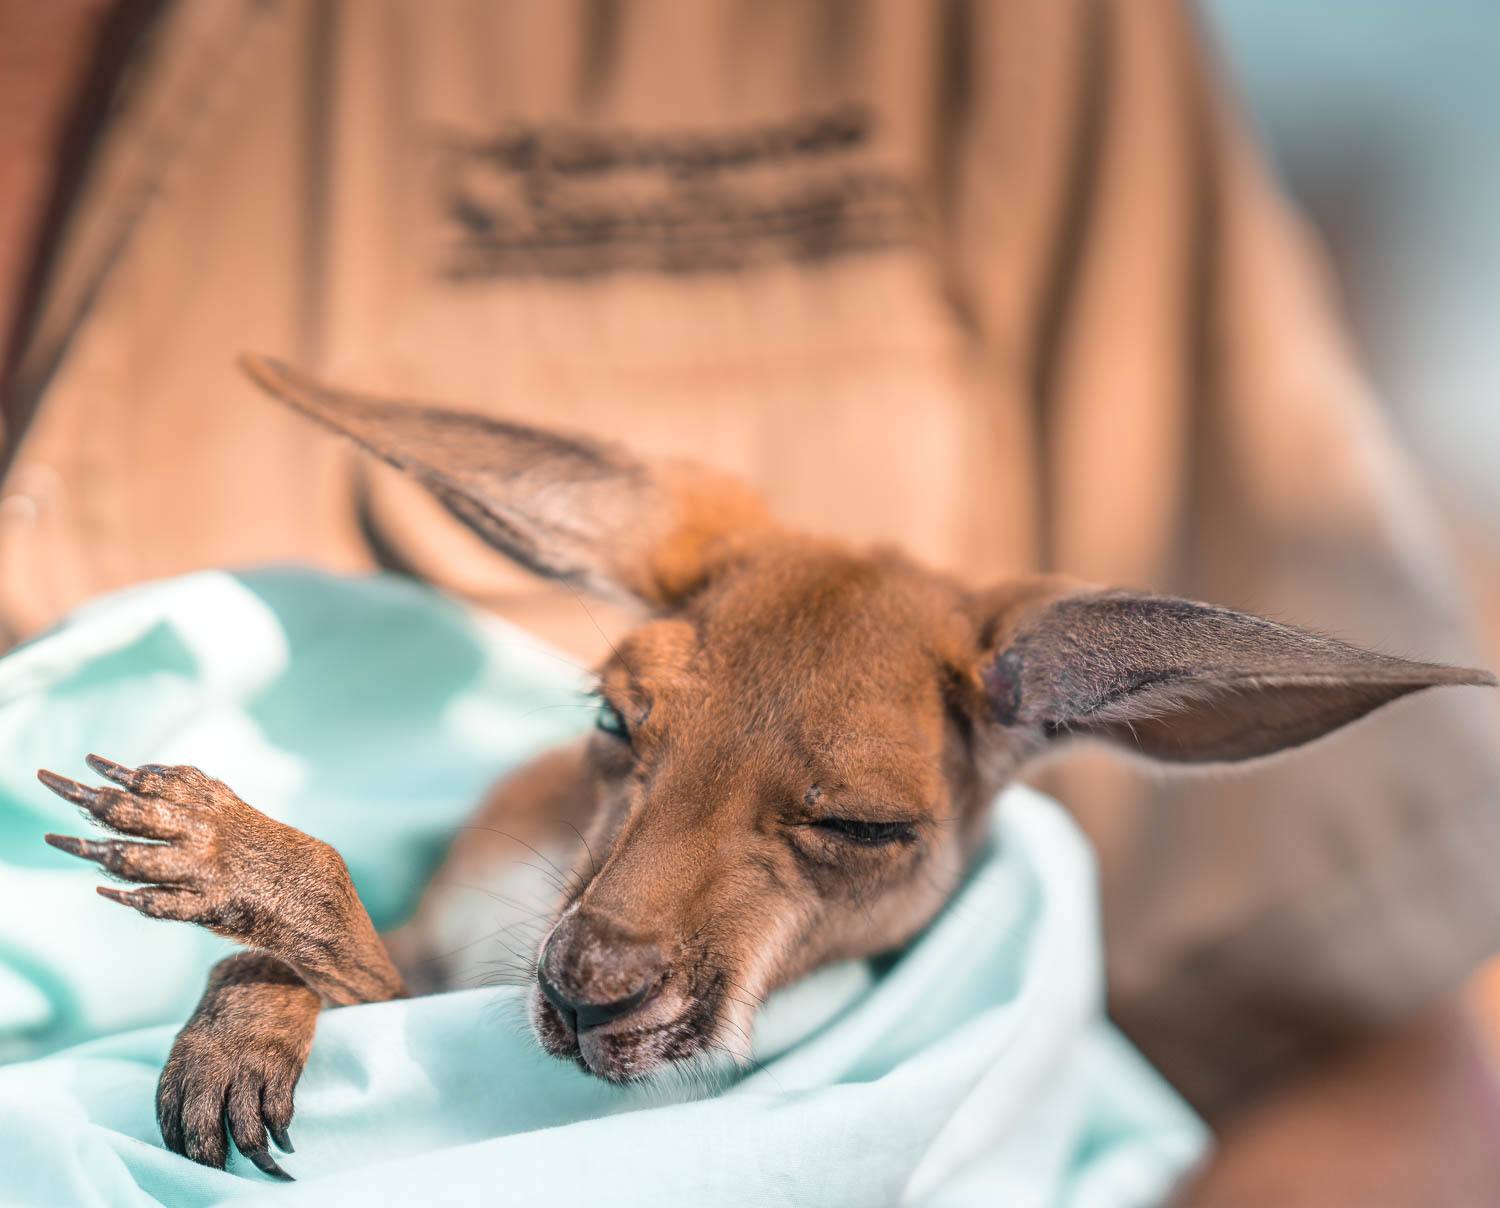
[0,568,1205,1205]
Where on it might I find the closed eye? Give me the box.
[811,818,918,846]
[594,698,630,741]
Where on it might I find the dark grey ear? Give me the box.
[973,590,1496,763]
[240,355,770,606]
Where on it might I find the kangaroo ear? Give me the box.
[967,586,1496,764]
[240,356,771,607]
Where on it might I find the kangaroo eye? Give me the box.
[595,701,630,741]
[812,818,917,846]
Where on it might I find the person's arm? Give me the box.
[0,0,136,392]
[1179,995,1500,1206]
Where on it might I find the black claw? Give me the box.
[45,834,126,870]
[96,885,138,909]
[38,770,98,805]
[269,1124,294,1153]
[242,1147,294,1181]
[86,754,136,787]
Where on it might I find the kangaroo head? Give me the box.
[244,356,1496,1084]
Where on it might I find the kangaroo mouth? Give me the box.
[530,971,730,1084]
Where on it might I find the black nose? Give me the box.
[538,967,656,1032]
[538,914,664,1032]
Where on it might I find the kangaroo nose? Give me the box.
[538,967,656,1032]
[538,913,664,1032]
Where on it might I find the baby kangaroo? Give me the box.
[39,357,1495,1180]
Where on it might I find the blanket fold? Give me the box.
[0,570,1204,1206]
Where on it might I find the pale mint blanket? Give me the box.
[0,570,1206,1206]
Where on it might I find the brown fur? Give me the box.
[154,953,318,1180]
[39,358,1496,1176]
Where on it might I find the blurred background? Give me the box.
[2,0,1499,1154]
[1203,0,1500,1076]
[6,2,1499,643]
[1205,0,1500,665]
